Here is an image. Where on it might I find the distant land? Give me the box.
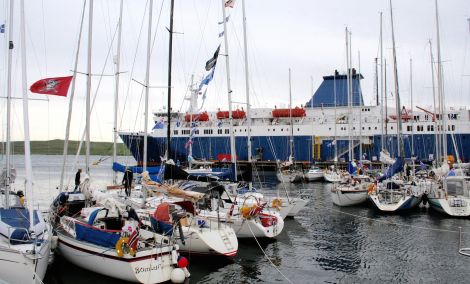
[1,140,132,156]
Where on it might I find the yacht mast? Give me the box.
[429,40,440,163]
[380,12,385,152]
[166,0,175,159]
[143,0,153,172]
[410,58,414,157]
[435,0,447,161]
[20,0,34,232]
[113,0,124,184]
[389,0,404,158]
[221,0,237,179]
[4,0,14,209]
[333,72,337,163]
[345,27,352,161]
[59,0,85,191]
[289,68,294,161]
[85,0,94,174]
[241,0,252,189]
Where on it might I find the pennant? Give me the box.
[218,15,230,25]
[197,68,216,92]
[128,229,139,252]
[0,24,5,33]
[205,45,221,71]
[218,31,224,38]
[224,0,236,8]
[29,76,73,97]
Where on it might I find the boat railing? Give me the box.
[6,225,48,259]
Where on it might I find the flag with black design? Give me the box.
[205,45,221,71]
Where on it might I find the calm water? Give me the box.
[5,155,470,283]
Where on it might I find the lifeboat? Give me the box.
[389,114,412,121]
[185,112,209,122]
[216,109,246,119]
[272,107,306,118]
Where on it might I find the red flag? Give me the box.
[224,0,236,8]
[29,76,73,97]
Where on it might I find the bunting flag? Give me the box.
[184,139,193,149]
[30,76,73,97]
[128,229,139,252]
[205,45,221,71]
[224,0,236,8]
[218,31,224,38]
[218,15,230,25]
[0,24,5,33]
[152,118,165,129]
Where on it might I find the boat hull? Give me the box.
[57,232,178,284]
[369,194,422,212]
[331,189,368,206]
[428,197,470,217]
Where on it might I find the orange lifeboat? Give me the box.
[272,107,306,118]
[216,109,246,119]
[185,112,209,122]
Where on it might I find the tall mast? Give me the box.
[59,0,86,191]
[113,0,124,184]
[389,0,404,158]
[384,58,388,149]
[166,0,175,159]
[20,0,34,232]
[410,58,414,157]
[358,51,363,160]
[143,0,153,172]
[333,72,337,163]
[435,0,447,161]
[241,0,252,189]
[345,27,352,161]
[429,40,440,163]
[289,68,293,160]
[4,0,14,209]
[221,0,237,179]
[85,0,94,174]
[380,12,385,152]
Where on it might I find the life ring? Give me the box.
[367,184,376,195]
[271,198,282,210]
[115,237,136,257]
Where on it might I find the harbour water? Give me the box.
[5,155,470,283]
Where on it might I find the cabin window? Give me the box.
[173,130,178,135]
[297,128,300,131]
[452,125,455,131]
[368,127,371,130]
[281,128,283,131]
[391,126,394,130]
[225,129,229,134]
[407,126,412,131]
[375,127,377,130]
[218,129,222,134]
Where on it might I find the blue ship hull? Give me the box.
[120,133,470,164]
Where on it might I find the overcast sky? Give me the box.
[1,0,469,142]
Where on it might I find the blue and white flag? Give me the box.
[218,15,230,25]
[218,31,224,38]
[152,118,165,129]
[0,24,5,33]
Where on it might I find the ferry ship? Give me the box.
[119,69,470,165]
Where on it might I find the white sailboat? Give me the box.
[276,69,304,183]
[0,1,51,282]
[55,2,188,283]
[330,28,369,207]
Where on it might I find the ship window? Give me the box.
[407,126,412,131]
[329,128,331,131]
[362,127,364,130]
[273,128,276,132]
[225,129,229,134]
[452,125,455,131]
[281,128,283,131]
[245,129,247,132]
[391,126,394,130]
[297,128,300,131]
[195,130,199,134]
[268,129,270,132]
[353,127,355,130]
[218,129,222,134]
[368,127,371,130]
[174,130,178,135]
[375,127,377,130]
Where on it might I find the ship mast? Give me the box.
[143,0,153,172]
[389,0,404,158]
[166,0,175,159]
[113,0,124,184]
[221,0,237,180]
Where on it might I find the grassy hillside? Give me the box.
[2,140,132,156]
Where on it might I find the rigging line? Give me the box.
[40,0,47,75]
[247,222,294,284]
[66,20,120,187]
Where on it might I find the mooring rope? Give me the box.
[247,222,293,284]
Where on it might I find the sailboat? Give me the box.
[330,29,370,207]
[276,69,304,183]
[0,1,51,282]
[54,2,189,283]
[369,0,425,212]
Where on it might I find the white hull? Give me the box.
[286,198,309,217]
[305,172,324,182]
[276,171,303,183]
[331,188,368,206]
[324,171,348,183]
[57,232,178,283]
[428,197,470,217]
[0,237,51,284]
[369,194,422,212]
[199,209,284,238]
[177,225,238,257]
